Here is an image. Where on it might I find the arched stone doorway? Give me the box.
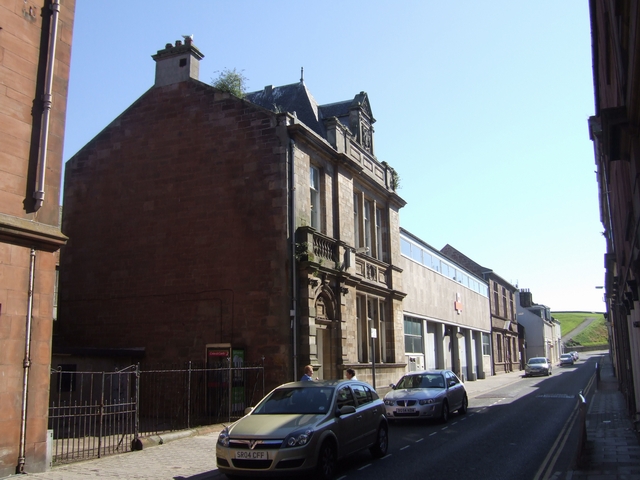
[314,287,340,380]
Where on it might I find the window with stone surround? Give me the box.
[363,199,372,254]
[502,287,508,320]
[482,333,491,356]
[375,206,388,262]
[404,317,424,354]
[356,294,394,363]
[353,193,360,250]
[310,165,322,231]
[356,295,368,363]
[509,291,515,321]
[353,190,388,262]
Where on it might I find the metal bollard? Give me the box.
[595,362,601,389]
[577,391,588,468]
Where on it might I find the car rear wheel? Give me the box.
[458,394,468,414]
[315,440,337,480]
[369,424,388,458]
[440,401,449,423]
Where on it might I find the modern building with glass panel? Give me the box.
[400,229,492,380]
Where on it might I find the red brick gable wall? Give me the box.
[59,81,293,383]
[0,0,75,475]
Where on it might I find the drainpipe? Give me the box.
[289,138,298,381]
[17,249,37,474]
[33,0,61,211]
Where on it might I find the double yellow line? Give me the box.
[533,372,596,480]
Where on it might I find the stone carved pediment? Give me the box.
[349,92,375,154]
[313,287,338,323]
[316,296,327,320]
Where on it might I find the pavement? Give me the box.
[563,353,640,480]
[9,352,639,480]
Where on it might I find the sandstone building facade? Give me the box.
[0,0,74,475]
[440,245,520,374]
[588,0,640,418]
[57,38,407,393]
[400,229,492,381]
[516,289,561,364]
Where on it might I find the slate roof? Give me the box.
[319,100,352,126]
[245,82,326,137]
[245,82,371,141]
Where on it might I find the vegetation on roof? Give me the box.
[211,68,248,98]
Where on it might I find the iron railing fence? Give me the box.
[139,361,266,434]
[48,361,265,465]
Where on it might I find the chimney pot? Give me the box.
[152,38,204,87]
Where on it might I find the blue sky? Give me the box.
[63,1,604,312]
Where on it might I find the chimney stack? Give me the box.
[152,36,204,87]
[519,288,533,308]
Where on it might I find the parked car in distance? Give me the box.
[524,357,552,377]
[560,353,575,366]
[383,370,467,423]
[570,351,579,361]
[216,379,388,480]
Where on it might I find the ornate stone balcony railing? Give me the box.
[296,227,338,266]
[354,255,389,288]
[312,233,336,264]
[296,226,391,289]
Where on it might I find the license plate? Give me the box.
[235,450,269,460]
[396,408,415,413]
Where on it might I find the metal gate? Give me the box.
[48,366,138,464]
[48,362,264,465]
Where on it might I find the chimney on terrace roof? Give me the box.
[152,36,204,87]
[519,288,533,308]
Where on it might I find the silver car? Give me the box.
[560,353,575,366]
[383,370,468,423]
[524,357,552,377]
[216,380,388,479]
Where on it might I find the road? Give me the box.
[331,356,594,480]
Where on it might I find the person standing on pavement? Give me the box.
[345,368,357,380]
[301,365,315,381]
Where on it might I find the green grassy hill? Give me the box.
[552,312,608,347]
